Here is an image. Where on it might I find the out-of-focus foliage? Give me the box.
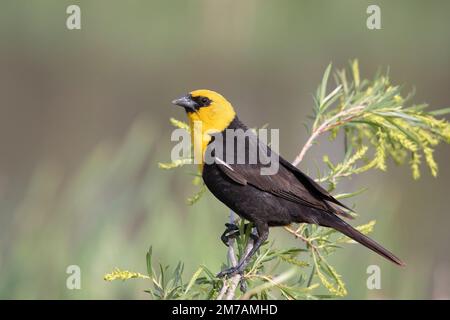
[104,61,450,299]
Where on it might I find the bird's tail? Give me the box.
[319,213,405,266]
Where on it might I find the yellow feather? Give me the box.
[186,90,236,168]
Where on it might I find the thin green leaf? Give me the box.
[146,246,153,278]
[334,187,368,200]
[429,107,450,116]
[319,63,333,105]
[183,267,204,296]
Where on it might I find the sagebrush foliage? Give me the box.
[105,61,450,299]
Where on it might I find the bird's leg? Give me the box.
[220,222,257,247]
[217,223,269,278]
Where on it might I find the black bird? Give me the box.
[172,89,405,277]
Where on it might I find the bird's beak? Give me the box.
[171,95,198,112]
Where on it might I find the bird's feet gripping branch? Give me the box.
[217,222,269,278]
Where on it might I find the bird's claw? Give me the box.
[216,265,248,292]
[216,265,244,278]
[220,223,240,246]
[225,223,239,230]
[220,223,257,247]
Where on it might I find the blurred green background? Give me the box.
[0,0,449,299]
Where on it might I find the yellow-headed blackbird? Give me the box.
[172,89,404,277]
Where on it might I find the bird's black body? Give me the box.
[202,116,403,275]
[203,117,311,227]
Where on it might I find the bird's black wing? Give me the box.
[215,157,337,214]
[213,116,352,215]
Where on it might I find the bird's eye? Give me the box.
[201,97,209,104]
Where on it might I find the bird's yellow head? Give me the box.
[172,89,237,167]
[172,89,236,134]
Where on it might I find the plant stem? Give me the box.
[224,243,253,300]
[292,106,364,166]
[217,210,254,300]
